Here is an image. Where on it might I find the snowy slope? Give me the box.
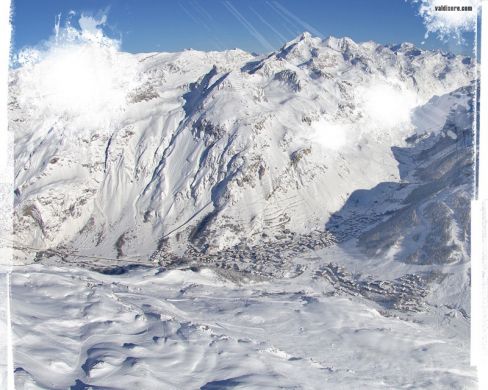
[10,264,476,390]
[10,32,476,261]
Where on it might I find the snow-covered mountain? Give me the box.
[7,31,478,389]
[10,33,475,262]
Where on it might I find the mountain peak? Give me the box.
[390,42,417,51]
[323,35,358,51]
[275,32,321,61]
[282,31,323,47]
[299,31,312,40]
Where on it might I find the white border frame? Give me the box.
[0,1,14,389]
[0,2,486,389]
[472,1,488,387]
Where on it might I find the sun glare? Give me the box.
[15,14,140,129]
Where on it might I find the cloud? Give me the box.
[13,12,142,130]
[411,0,480,41]
[359,83,419,128]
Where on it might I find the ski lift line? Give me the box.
[0,262,37,267]
[0,230,173,262]
[0,237,158,265]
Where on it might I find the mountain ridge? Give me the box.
[10,33,476,263]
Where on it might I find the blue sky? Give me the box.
[11,0,477,55]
